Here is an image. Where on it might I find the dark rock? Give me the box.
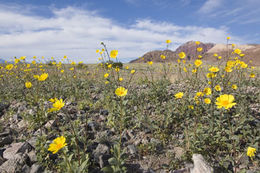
[100,109,109,116]
[17,142,34,154]
[12,114,23,121]
[22,165,31,173]
[0,102,9,117]
[0,136,13,147]
[0,156,6,166]
[88,121,99,131]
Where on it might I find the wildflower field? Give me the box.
[0,39,259,173]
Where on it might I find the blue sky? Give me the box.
[0,0,259,63]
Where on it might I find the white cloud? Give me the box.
[0,5,242,63]
[199,0,223,13]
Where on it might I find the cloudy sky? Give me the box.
[0,0,259,63]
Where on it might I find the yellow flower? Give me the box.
[197,47,203,52]
[104,73,109,78]
[183,67,187,72]
[70,67,74,71]
[182,60,186,64]
[240,62,248,68]
[218,56,222,60]
[204,87,212,95]
[209,66,219,72]
[105,81,109,84]
[207,73,216,78]
[178,52,186,59]
[232,84,237,90]
[14,59,20,64]
[61,70,64,73]
[188,105,194,110]
[48,98,65,112]
[110,50,118,58]
[160,55,166,60]
[33,75,39,79]
[32,60,36,65]
[5,64,14,70]
[166,40,171,44]
[96,49,100,53]
[250,73,255,78]
[239,53,245,57]
[194,59,202,67]
[125,66,129,69]
[227,36,231,40]
[234,48,241,54]
[216,94,236,109]
[38,73,48,81]
[247,147,256,159]
[108,64,112,68]
[225,66,233,72]
[195,41,200,45]
[119,77,123,81]
[198,55,202,58]
[204,98,211,104]
[20,56,26,60]
[215,85,221,91]
[25,81,32,89]
[214,53,218,57]
[177,59,181,63]
[147,61,153,65]
[115,87,127,97]
[196,92,204,97]
[192,69,197,73]
[131,69,135,74]
[115,67,120,72]
[48,136,67,154]
[175,92,183,99]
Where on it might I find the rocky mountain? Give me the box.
[130,41,260,65]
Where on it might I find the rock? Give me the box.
[0,153,31,173]
[0,156,6,166]
[0,136,13,147]
[44,120,56,129]
[22,165,31,173]
[27,150,37,164]
[128,144,137,155]
[171,168,190,173]
[88,121,99,131]
[93,144,110,168]
[28,137,37,148]
[3,142,34,160]
[17,120,28,129]
[93,144,109,159]
[168,147,184,160]
[12,114,22,122]
[0,102,9,117]
[100,109,109,116]
[30,164,43,173]
[190,154,213,173]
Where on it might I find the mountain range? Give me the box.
[130,41,260,66]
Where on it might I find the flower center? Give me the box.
[222,100,229,106]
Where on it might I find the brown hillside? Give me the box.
[130,41,260,65]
